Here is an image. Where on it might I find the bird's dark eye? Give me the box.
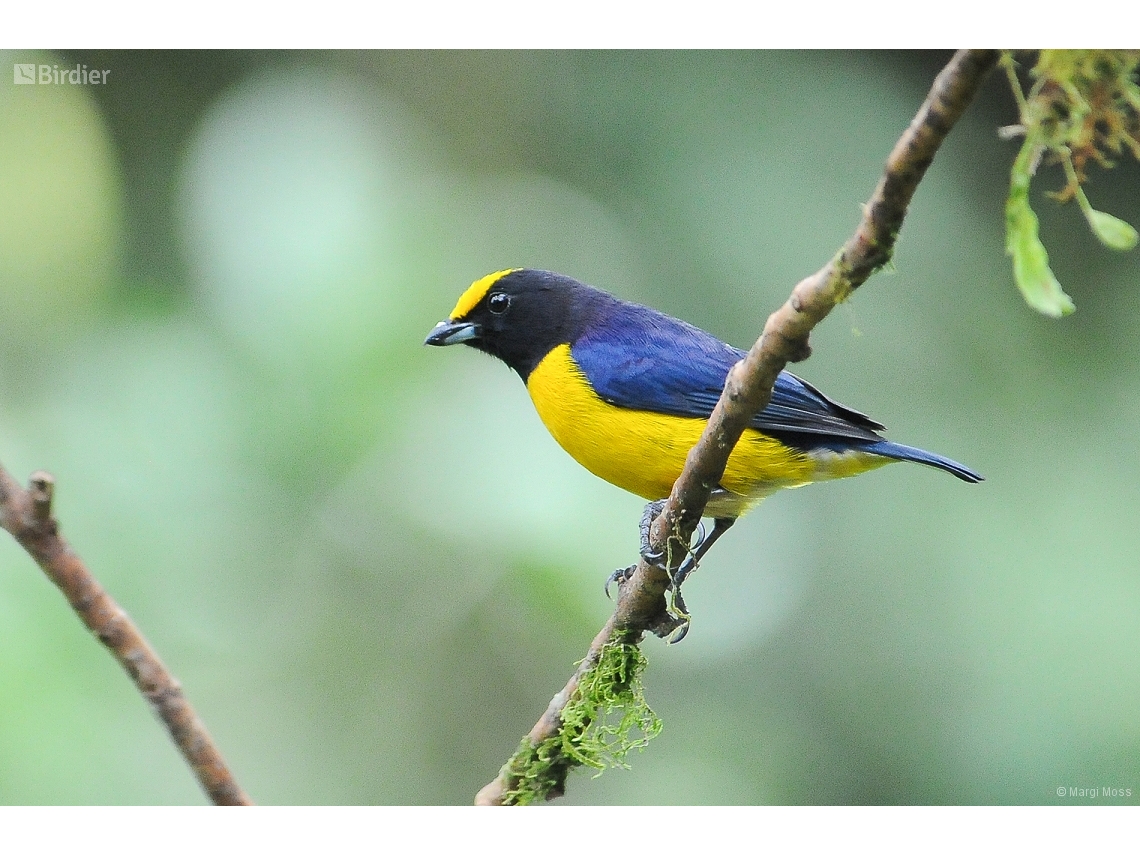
[488,292,511,314]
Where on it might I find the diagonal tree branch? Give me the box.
[476,49,1000,806]
[0,463,252,806]
[651,48,1000,561]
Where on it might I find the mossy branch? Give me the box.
[491,641,661,805]
[475,49,1000,806]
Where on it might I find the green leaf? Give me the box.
[1005,140,1076,317]
[1068,171,1140,252]
[1006,198,1076,317]
[1083,207,1140,251]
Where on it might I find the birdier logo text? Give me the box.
[13,64,110,85]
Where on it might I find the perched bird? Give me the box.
[426,268,982,590]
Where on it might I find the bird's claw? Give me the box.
[664,587,691,643]
[665,617,692,644]
[605,564,638,599]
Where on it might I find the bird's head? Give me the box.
[425,269,597,379]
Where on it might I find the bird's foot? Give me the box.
[638,499,668,568]
[640,500,704,572]
[637,504,738,644]
[638,500,703,639]
[673,517,735,590]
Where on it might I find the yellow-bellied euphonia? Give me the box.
[426,269,982,588]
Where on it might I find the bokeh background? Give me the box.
[0,50,1137,805]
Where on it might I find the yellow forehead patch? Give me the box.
[449,269,519,320]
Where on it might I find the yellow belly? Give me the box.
[525,344,829,517]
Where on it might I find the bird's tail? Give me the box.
[864,440,984,483]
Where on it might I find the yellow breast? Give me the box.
[525,344,821,516]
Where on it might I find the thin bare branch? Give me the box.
[476,49,1000,805]
[0,463,252,806]
[653,48,1000,552]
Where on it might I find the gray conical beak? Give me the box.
[424,320,480,346]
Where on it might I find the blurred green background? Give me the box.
[0,50,1137,805]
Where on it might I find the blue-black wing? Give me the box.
[572,300,886,446]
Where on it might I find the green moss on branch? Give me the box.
[499,642,662,805]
